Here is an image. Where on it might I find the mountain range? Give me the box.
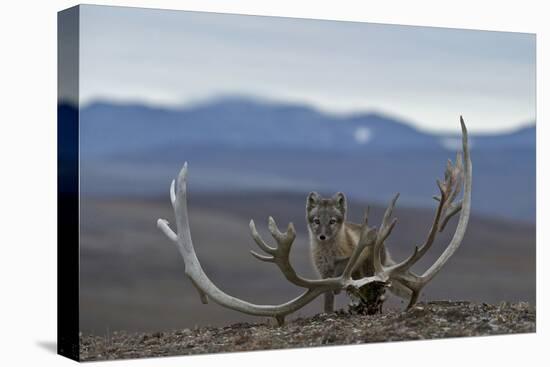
[60,97,535,222]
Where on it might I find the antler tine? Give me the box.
[384,194,399,223]
[380,217,398,244]
[249,250,275,263]
[386,246,419,275]
[439,200,463,232]
[249,219,277,255]
[363,205,370,226]
[170,180,176,206]
[176,162,188,196]
[443,153,463,202]
[252,218,335,289]
[436,179,447,197]
[343,225,377,279]
[449,152,464,200]
[157,219,178,242]
[370,194,399,274]
[267,216,295,246]
[249,218,283,263]
[437,142,465,233]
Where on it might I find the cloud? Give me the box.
[78,5,536,133]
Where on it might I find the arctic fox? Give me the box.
[306,192,404,313]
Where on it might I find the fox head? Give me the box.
[306,192,347,243]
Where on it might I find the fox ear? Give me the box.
[333,192,347,213]
[306,192,320,210]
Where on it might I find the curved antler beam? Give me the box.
[381,116,472,308]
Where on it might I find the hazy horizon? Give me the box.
[75,94,535,136]
[73,5,536,134]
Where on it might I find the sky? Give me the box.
[76,5,536,133]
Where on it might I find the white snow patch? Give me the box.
[354,127,372,144]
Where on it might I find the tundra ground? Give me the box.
[80,301,535,361]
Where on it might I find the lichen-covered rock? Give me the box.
[79,301,535,361]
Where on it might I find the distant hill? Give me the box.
[68,97,535,221]
[79,97,534,156]
[79,97,445,157]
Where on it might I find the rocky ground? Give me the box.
[79,301,535,361]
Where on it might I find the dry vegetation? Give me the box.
[80,301,535,361]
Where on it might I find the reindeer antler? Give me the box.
[157,116,472,322]
[375,116,472,308]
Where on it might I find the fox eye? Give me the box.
[313,218,320,225]
[329,218,337,225]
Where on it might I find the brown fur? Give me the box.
[306,192,399,313]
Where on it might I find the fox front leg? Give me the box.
[319,260,337,313]
[323,291,335,313]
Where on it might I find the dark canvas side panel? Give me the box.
[57,5,80,362]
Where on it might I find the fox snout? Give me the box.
[318,234,327,241]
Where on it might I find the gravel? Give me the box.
[79,301,535,361]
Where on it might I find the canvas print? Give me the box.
[57,4,536,362]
